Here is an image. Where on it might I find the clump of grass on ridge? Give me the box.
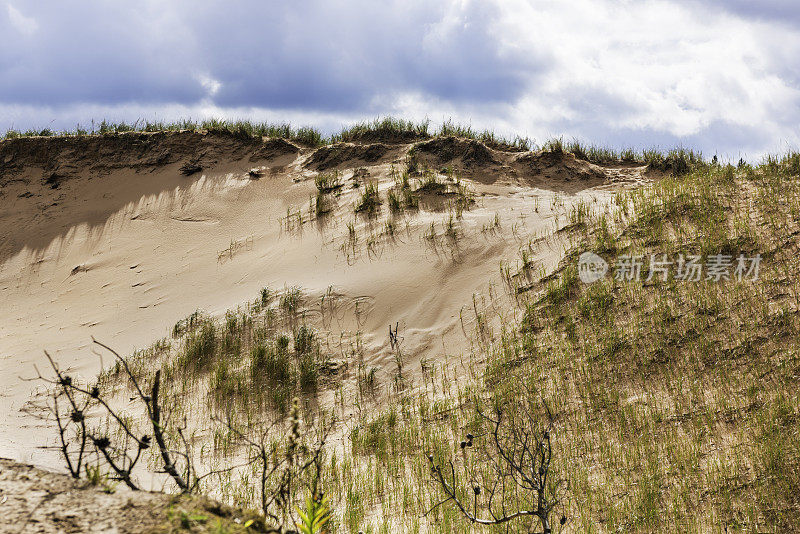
[438,118,532,151]
[2,119,327,146]
[332,117,431,143]
[545,136,706,174]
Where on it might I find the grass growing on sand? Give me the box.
[315,171,343,193]
[2,116,706,173]
[354,181,382,214]
[104,286,333,418]
[2,118,326,146]
[506,155,800,532]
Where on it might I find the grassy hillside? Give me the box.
[491,154,800,531]
[307,153,800,532]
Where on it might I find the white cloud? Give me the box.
[488,0,800,138]
[6,3,37,35]
[197,74,222,97]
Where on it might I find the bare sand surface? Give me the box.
[0,135,639,471]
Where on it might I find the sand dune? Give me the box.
[0,132,640,468]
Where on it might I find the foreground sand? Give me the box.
[0,457,267,533]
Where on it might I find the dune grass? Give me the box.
[104,286,333,419]
[2,117,707,173]
[354,181,382,214]
[2,118,326,146]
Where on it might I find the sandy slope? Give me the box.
[0,133,639,470]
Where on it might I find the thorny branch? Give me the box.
[426,398,567,533]
[34,339,333,532]
[33,341,189,492]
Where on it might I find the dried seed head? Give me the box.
[90,386,100,398]
[560,515,567,525]
[460,441,467,449]
[473,485,480,495]
[70,410,84,423]
[94,436,110,450]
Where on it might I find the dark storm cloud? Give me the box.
[0,2,205,105]
[0,1,541,111]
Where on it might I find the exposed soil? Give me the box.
[0,131,263,182]
[247,138,301,164]
[411,136,508,181]
[512,149,608,190]
[0,458,269,533]
[303,142,399,171]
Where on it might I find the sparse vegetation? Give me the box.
[315,171,343,193]
[354,181,381,214]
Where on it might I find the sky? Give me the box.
[1,0,799,159]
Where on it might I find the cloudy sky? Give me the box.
[2,0,799,158]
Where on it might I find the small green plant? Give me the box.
[84,463,116,493]
[444,214,458,240]
[85,463,104,486]
[184,321,217,369]
[314,171,342,193]
[355,181,381,214]
[280,287,302,316]
[260,287,271,307]
[169,508,208,530]
[296,492,331,534]
[387,188,402,212]
[424,222,437,241]
[384,218,396,236]
[403,187,419,209]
